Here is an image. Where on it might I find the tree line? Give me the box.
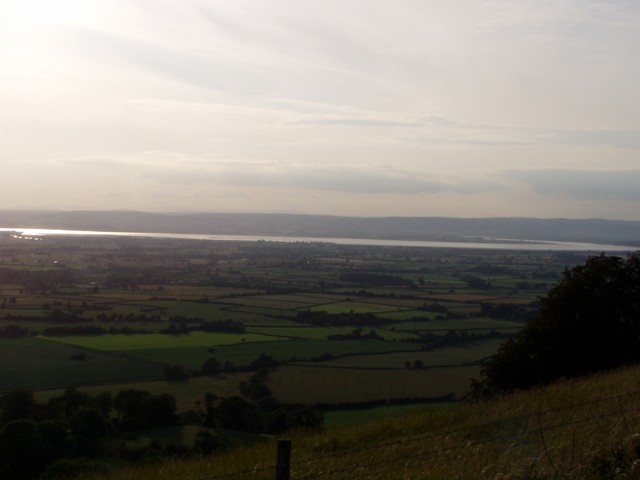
[0,371,323,480]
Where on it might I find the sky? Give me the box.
[1,0,639,220]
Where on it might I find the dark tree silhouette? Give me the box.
[0,420,48,478]
[113,389,176,430]
[200,357,220,375]
[472,253,640,396]
[0,389,35,423]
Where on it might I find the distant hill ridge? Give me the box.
[1,210,640,245]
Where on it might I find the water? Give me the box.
[0,227,636,252]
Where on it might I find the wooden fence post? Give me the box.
[275,439,292,480]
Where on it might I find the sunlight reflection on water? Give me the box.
[0,227,635,252]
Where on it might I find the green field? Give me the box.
[297,338,506,368]
[360,297,429,308]
[309,301,404,314]
[0,338,163,392]
[386,317,524,332]
[44,331,276,351]
[268,365,480,404]
[125,339,425,370]
[219,294,346,310]
[245,325,419,341]
[245,325,358,340]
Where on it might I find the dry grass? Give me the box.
[87,364,640,480]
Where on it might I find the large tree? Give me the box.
[473,252,640,396]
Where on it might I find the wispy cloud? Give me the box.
[509,169,640,201]
[404,124,640,150]
[124,97,640,151]
[55,157,125,168]
[288,118,421,128]
[537,129,640,150]
[140,164,493,195]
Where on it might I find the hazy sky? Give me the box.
[2,0,639,219]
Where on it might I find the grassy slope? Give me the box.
[87,363,640,479]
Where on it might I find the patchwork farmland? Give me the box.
[0,233,580,408]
